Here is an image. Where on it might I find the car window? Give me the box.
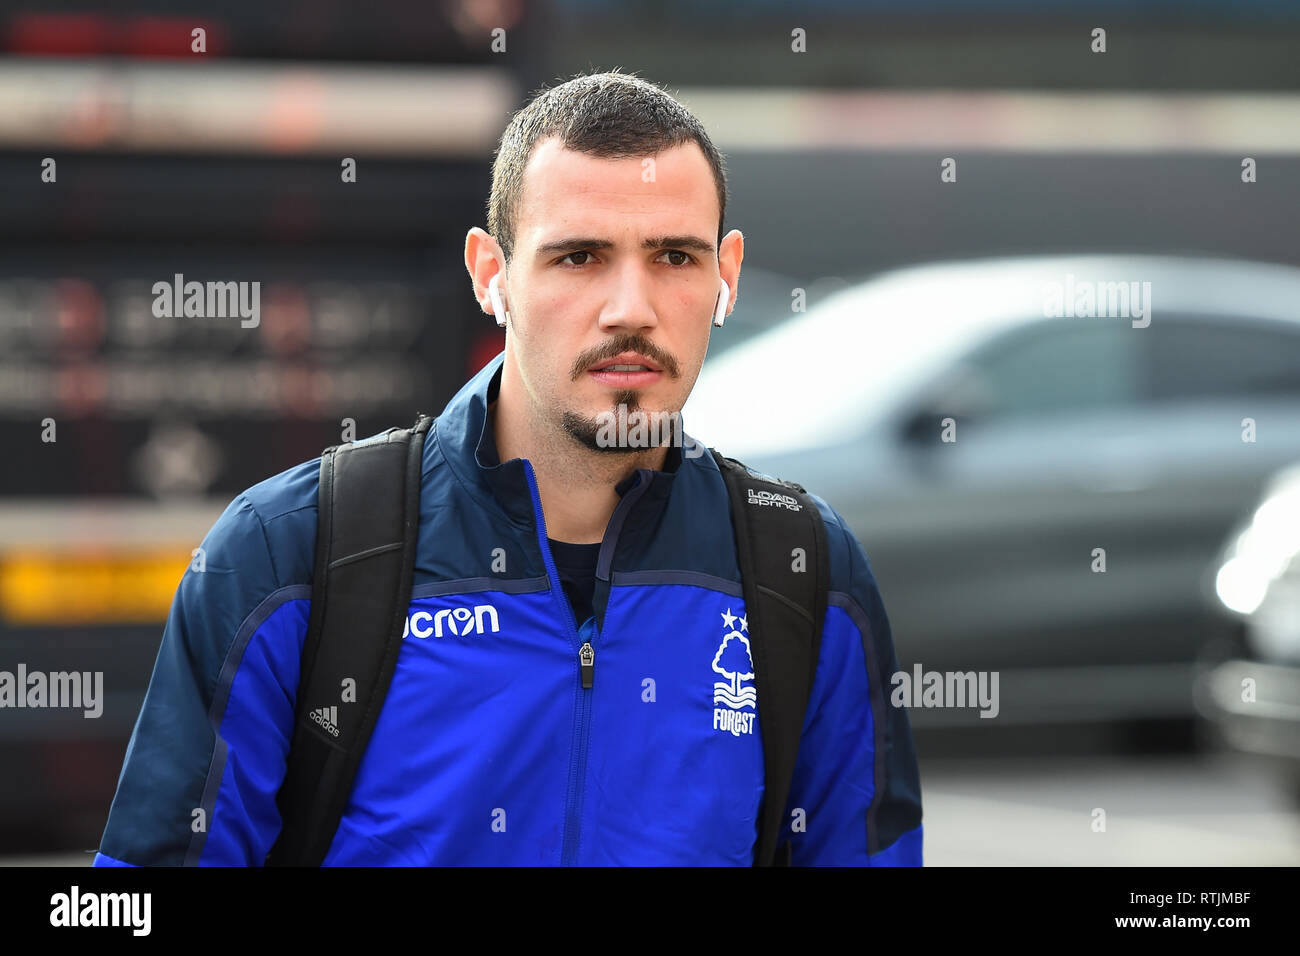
[955,320,1140,420]
[1141,317,1300,402]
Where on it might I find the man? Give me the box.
[93,69,923,866]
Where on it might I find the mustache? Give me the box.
[572,335,679,380]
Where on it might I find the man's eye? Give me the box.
[559,250,693,266]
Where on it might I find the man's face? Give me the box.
[501,137,739,453]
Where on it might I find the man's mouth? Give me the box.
[587,352,664,386]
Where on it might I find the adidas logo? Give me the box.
[309,705,340,737]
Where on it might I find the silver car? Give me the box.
[685,255,1300,727]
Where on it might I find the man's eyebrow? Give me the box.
[534,235,716,257]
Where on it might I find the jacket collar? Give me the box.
[432,351,686,531]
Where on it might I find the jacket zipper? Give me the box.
[579,627,596,688]
[568,614,597,858]
[522,459,595,866]
[522,459,651,866]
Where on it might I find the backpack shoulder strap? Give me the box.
[710,448,829,868]
[267,414,432,866]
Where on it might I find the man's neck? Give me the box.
[490,397,667,545]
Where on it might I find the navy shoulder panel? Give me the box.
[805,494,868,599]
[235,454,322,589]
[622,445,741,584]
[412,421,549,584]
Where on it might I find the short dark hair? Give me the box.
[487,68,729,266]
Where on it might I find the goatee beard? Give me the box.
[561,388,642,454]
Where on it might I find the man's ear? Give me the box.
[465,227,507,317]
[717,229,744,318]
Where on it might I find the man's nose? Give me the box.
[596,266,659,334]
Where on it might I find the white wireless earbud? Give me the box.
[487,274,509,329]
[712,278,730,328]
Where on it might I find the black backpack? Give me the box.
[266,415,829,867]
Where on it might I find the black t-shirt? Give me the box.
[547,537,601,628]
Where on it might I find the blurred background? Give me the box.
[2,0,1299,864]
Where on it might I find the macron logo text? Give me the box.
[403,604,500,639]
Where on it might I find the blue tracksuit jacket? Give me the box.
[93,351,923,866]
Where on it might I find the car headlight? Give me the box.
[1215,479,1300,661]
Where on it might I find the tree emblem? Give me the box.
[712,611,757,710]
